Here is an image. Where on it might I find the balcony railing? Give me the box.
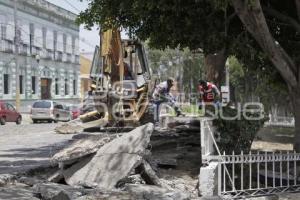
[0,40,80,64]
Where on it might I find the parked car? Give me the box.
[0,101,22,125]
[67,105,81,120]
[31,100,72,123]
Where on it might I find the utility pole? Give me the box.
[14,0,20,111]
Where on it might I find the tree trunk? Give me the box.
[291,89,300,152]
[232,0,300,151]
[232,0,297,88]
[204,49,227,88]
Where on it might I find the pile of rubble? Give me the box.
[0,120,203,200]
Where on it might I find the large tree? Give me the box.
[78,0,300,151]
[77,0,242,87]
[230,0,300,151]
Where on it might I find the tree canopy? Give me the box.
[77,0,241,54]
[78,0,300,150]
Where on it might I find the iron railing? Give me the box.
[212,151,300,199]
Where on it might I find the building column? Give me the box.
[10,62,16,98]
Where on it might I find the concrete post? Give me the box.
[198,161,220,198]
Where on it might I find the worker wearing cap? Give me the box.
[198,80,220,111]
[152,78,184,123]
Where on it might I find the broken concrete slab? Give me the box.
[18,176,43,187]
[55,116,108,134]
[136,160,162,186]
[126,184,190,200]
[75,190,134,200]
[0,174,16,186]
[33,183,90,200]
[64,151,143,188]
[116,174,145,188]
[0,186,39,200]
[50,191,71,200]
[63,123,154,189]
[52,134,118,164]
[47,171,64,183]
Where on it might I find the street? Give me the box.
[0,121,73,174]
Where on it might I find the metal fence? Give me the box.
[214,151,300,199]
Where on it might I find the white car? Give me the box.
[31,100,72,123]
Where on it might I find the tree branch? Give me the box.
[232,0,298,88]
[262,6,300,33]
[295,0,300,22]
[228,12,237,23]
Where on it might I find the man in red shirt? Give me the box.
[198,80,221,110]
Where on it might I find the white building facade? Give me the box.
[0,0,81,111]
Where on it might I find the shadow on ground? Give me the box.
[0,140,70,174]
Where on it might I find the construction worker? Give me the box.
[152,78,184,123]
[198,80,221,111]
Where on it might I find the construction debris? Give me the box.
[136,160,163,186]
[0,185,40,200]
[51,134,119,164]
[47,171,64,183]
[126,184,190,200]
[33,182,91,200]
[19,176,43,187]
[0,174,16,187]
[54,115,108,134]
[54,123,154,189]
[0,119,205,200]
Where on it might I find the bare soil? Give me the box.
[251,126,295,151]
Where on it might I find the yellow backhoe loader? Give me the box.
[55,29,154,134]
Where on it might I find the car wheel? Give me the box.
[0,117,5,125]
[16,116,22,125]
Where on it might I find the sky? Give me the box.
[46,0,99,58]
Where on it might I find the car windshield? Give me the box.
[32,101,51,108]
